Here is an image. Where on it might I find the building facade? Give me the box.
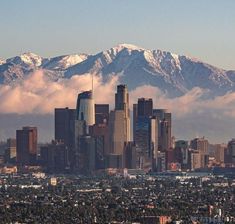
[16,127,37,166]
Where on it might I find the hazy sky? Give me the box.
[0,0,234,70]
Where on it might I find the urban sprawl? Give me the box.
[0,84,235,223]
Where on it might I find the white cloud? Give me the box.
[1,71,235,143]
[1,70,235,120]
[0,70,118,114]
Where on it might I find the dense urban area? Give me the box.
[0,84,235,223]
[0,173,235,223]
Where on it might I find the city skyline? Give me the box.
[1,77,235,144]
[4,82,235,174]
[1,1,235,144]
[1,1,235,223]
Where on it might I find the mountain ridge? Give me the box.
[0,44,234,97]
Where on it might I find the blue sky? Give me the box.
[0,0,234,69]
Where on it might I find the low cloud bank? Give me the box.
[1,70,235,143]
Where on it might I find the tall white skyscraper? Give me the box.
[76,90,95,126]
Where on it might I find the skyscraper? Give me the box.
[226,139,235,164]
[133,104,138,141]
[174,140,189,169]
[137,98,153,117]
[109,85,130,156]
[40,141,70,173]
[123,142,137,169]
[153,109,172,152]
[115,84,129,114]
[55,107,76,149]
[133,98,158,170]
[76,90,95,127]
[4,138,16,164]
[16,127,37,166]
[190,137,209,168]
[95,104,109,125]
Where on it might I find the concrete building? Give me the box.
[40,141,70,173]
[133,98,158,170]
[123,142,137,169]
[54,107,76,149]
[105,154,123,169]
[190,150,201,170]
[109,85,130,156]
[174,140,189,169]
[137,98,153,117]
[191,137,209,168]
[153,109,172,152]
[95,104,109,125]
[227,139,235,164]
[4,138,16,164]
[16,127,37,166]
[135,116,158,170]
[78,136,96,174]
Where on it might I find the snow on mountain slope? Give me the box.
[65,44,235,96]
[0,52,88,84]
[6,52,43,67]
[0,59,6,65]
[42,54,88,70]
[0,44,235,97]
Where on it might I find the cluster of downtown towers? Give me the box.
[16,84,172,173]
[47,84,172,174]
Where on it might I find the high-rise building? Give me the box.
[4,138,17,164]
[109,85,130,156]
[78,135,96,174]
[123,142,137,169]
[55,107,76,149]
[115,84,129,114]
[133,99,153,141]
[153,109,172,152]
[90,124,110,155]
[209,144,226,163]
[109,110,129,154]
[76,90,95,127]
[95,104,109,125]
[174,140,189,169]
[105,154,123,169]
[133,98,158,170]
[75,90,95,172]
[16,127,37,166]
[191,137,209,154]
[189,150,201,170]
[135,116,158,170]
[133,104,138,141]
[227,139,235,164]
[191,137,209,168]
[137,98,153,117]
[94,135,105,170]
[40,141,70,173]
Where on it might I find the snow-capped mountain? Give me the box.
[6,52,44,67]
[43,54,89,70]
[0,44,234,97]
[65,44,235,96]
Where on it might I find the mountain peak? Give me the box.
[20,52,43,66]
[114,43,145,51]
[1,45,235,97]
[6,52,43,67]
